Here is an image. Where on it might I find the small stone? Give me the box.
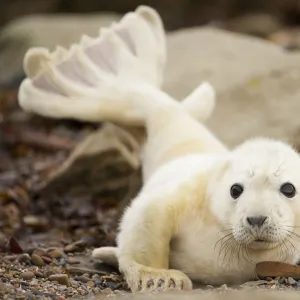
[56,257,66,266]
[74,275,90,283]
[279,277,286,284]
[41,256,53,264]
[44,270,55,277]
[266,277,273,282]
[48,249,64,259]
[18,254,31,264]
[66,266,106,276]
[23,215,49,231]
[93,287,101,294]
[49,274,70,286]
[4,255,18,262]
[31,254,44,267]
[220,284,228,289]
[66,257,80,265]
[102,288,113,295]
[87,281,95,287]
[288,277,296,285]
[58,285,67,292]
[34,271,44,278]
[64,240,87,253]
[32,249,49,257]
[20,271,35,280]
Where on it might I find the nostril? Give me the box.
[246,216,268,228]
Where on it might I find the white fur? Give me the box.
[96,137,300,292]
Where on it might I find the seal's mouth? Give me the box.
[254,239,266,243]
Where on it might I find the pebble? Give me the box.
[44,270,55,278]
[279,277,286,284]
[48,249,64,259]
[288,277,296,285]
[20,272,35,281]
[34,271,44,278]
[31,254,45,267]
[64,240,87,253]
[4,255,18,262]
[32,249,49,257]
[102,288,114,295]
[92,274,102,285]
[41,256,53,264]
[18,254,31,264]
[67,266,106,276]
[49,274,70,286]
[87,281,95,287]
[74,275,90,283]
[93,287,101,294]
[66,257,80,265]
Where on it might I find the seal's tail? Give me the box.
[18,5,215,125]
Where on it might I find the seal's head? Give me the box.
[208,138,300,253]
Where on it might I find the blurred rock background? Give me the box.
[1,0,300,31]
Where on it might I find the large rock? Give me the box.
[163,27,300,148]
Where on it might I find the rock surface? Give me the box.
[163,27,300,148]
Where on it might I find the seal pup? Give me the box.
[17,5,300,294]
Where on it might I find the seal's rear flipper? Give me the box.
[18,5,216,125]
[92,246,118,268]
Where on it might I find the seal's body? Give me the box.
[17,5,300,294]
[93,88,300,292]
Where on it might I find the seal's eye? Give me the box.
[280,182,296,198]
[230,183,244,199]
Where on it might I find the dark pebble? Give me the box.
[279,277,287,284]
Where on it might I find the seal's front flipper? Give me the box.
[92,246,118,268]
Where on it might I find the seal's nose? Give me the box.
[246,216,268,228]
